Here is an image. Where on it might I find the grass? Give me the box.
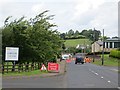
[92,54,119,67]
[2,60,61,76]
[64,39,91,47]
[3,62,38,69]
[3,70,48,76]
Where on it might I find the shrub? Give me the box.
[109,50,120,59]
[87,52,110,55]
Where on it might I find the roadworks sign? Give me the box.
[66,59,71,63]
[40,64,47,71]
[48,63,59,72]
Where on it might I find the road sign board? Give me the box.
[66,59,71,63]
[5,47,19,61]
[40,64,47,71]
[48,63,59,72]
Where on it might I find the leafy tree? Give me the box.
[28,10,63,64]
[62,43,66,50]
[60,33,66,39]
[67,29,74,37]
[2,10,63,69]
[0,28,2,64]
[99,36,110,41]
[81,29,101,41]
[74,30,80,36]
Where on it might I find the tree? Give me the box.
[0,28,2,63]
[62,43,66,50]
[74,30,80,36]
[81,29,101,41]
[67,29,74,37]
[99,36,109,41]
[60,33,66,39]
[2,10,64,69]
[28,10,63,64]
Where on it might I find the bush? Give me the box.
[109,50,120,59]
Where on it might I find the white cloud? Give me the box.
[0,0,119,37]
[72,0,105,18]
[89,2,118,36]
[31,3,46,14]
[70,0,118,37]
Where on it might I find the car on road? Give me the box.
[74,53,86,64]
[75,56,84,64]
[61,54,70,60]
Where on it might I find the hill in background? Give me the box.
[64,38,92,48]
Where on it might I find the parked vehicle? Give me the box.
[61,54,69,60]
[75,56,84,64]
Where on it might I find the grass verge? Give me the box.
[92,54,119,67]
[3,70,48,77]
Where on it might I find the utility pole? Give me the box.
[93,28,95,62]
[102,29,104,65]
[84,40,85,53]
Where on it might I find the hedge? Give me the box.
[109,50,120,59]
[87,52,110,55]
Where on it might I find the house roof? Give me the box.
[96,41,103,46]
[105,38,119,42]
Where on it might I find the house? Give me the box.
[104,38,120,52]
[92,40,103,52]
[92,38,120,52]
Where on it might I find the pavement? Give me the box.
[2,60,67,88]
[2,60,66,79]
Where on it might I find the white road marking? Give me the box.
[89,69,114,85]
[89,70,99,76]
[91,71,95,73]
[117,87,120,90]
[108,81,111,83]
[95,73,98,75]
[101,77,104,79]
[110,69,118,72]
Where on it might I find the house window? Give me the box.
[119,42,120,48]
[103,42,105,48]
[110,42,112,48]
[106,42,108,48]
[114,42,118,48]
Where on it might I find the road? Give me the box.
[66,61,118,88]
[2,60,118,88]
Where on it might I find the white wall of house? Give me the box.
[92,41,119,52]
[92,42,102,52]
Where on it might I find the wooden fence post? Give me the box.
[7,61,8,73]
[18,63,21,73]
[22,63,23,72]
[2,64,4,74]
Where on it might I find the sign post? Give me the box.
[5,47,19,71]
[102,29,104,65]
[48,63,59,72]
[5,47,19,61]
[40,64,47,71]
[66,59,71,63]
[5,47,19,73]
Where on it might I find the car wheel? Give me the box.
[81,62,84,64]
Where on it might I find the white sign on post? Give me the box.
[5,47,19,61]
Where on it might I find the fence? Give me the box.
[0,62,43,74]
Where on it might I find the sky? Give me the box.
[0,0,119,37]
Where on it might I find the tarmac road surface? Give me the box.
[2,60,119,89]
